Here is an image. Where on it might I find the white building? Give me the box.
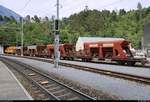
[75,37,125,51]
[16,46,21,50]
[144,23,150,57]
[0,45,4,54]
[27,45,37,49]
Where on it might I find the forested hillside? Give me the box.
[0,3,150,48]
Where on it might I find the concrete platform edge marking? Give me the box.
[0,61,33,100]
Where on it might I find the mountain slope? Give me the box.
[0,5,21,21]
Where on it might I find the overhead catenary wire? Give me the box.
[99,0,142,11]
[19,0,128,18]
[39,0,58,17]
[59,0,86,18]
[24,0,57,18]
[20,0,32,56]
[59,0,125,18]
[60,0,85,12]
[100,0,123,9]
[21,0,32,13]
[42,7,56,18]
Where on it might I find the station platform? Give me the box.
[0,61,33,100]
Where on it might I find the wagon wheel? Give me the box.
[71,57,74,61]
[127,61,135,66]
[141,61,146,66]
[51,54,54,59]
[117,61,125,65]
[60,56,64,60]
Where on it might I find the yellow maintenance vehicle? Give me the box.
[5,46,16,54]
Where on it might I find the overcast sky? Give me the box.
[0,0,149,18]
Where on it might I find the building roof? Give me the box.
[27,45,37,49]
[77,37,125,43]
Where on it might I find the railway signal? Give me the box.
[54,0,60,68]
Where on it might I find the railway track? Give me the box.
[1,57,95,100]
[13,55,150,85]
[88,60,150,68]
[5,54,150,68]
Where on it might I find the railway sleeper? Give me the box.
[57,92,72,99]
[38,93,46,98]
[46,85,59,90]
[1,57,95,100]
[64,94,79,100]
[68,96,80,100]
[33,90,42,94]
[52,89,66,95]
[43,97,51,100]
[48,86,62,92]
[44,84,56,88]
[52,90,68,96]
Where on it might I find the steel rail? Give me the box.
[1,57,95,100]
[8,54,150,68]
[2,58,60,100]
[12,55,150,85]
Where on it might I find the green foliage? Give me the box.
[0,3,150,49]
[60,5,150,49]
[0,15,53,46]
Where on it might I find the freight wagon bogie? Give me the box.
[115,60,135,66]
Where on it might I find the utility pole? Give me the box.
[141,37,144,51]
[21,17,24,56]
[54,0,60,68]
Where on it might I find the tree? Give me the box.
[137,2,142,10]
[119,9,126,16]
[137,2,142,21]
[111,10,117,21]
[4,16,11,22]
[0,15,3,21]
[1,6,150,49]
[25,15,31,22]
[145,13,150,23]
[44,16,49,22]
[32,15,40,23]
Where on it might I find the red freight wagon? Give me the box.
[47,44,75,60]
[47,44,54,58]
[16,46,28,56]
[27,45,46,57]
[84,40,147,65]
